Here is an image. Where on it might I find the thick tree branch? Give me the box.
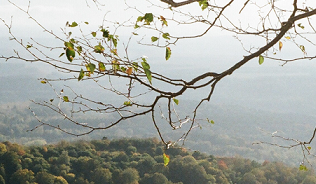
[160,0,199,7]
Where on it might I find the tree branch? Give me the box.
[160,0,199,7]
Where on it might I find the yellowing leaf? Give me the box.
[112,60,120,72]
[40,80,47,84]
[124,101,132,106]
[279,41,283,51]
[166,47,171,60]
[126,67,133,75]
[173,98,179,105]
[86,63,96,74]
[94,43,105,53]
[160,15,168,26]
[98,62,106,72]
[299,164,308,171]
[163,153,170,166]
[285,36,291,40]
[64,42,74,50]
[259,55,264,65]
[308,146,312,150]
[63,96,69,102]
[300,45,306,53]
[111,49,118,56]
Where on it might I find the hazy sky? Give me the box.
[1,0,316,116]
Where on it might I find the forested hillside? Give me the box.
[1,103,315,167]
[0,138,316,184]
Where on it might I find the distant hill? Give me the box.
[0,101,316,167]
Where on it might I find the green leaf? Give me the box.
[144,13,154,25]
[124,101,132,106]
[136,13,154,25]
[69,21,78,27]
[26,45,32,48]
[207,118,215,124]
[141,61,152,84]
[98,62,106,72]
[259,55,264,65]
[113,38,118,47]
[78,68,84,81]
[299,164,308,171]
[76,46,82,54]
[165,47,171,60]
[108,35,118,47]
[162,33,170,40]
[112,60,120,72]
[66,48,75,62]
[59,53,65,58]
[307,146,312,150]
[163,153,170,166]
[91,32,97,37]
[70,38,76,43]
[121,67,127,72]
[77,46,82,52]
[132,62,139,72]
[136,16,144,22]
[64,42,74,49]
[173,98,179,105]
[297,23,305,29]
[84,22,89,24]
[63,96,69,102]
[151,36,159,42]
[134,24,140,29]
[199,0,209,10]
[86,63,96,74]
[101,29,109,38]
[94,43,105,53]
